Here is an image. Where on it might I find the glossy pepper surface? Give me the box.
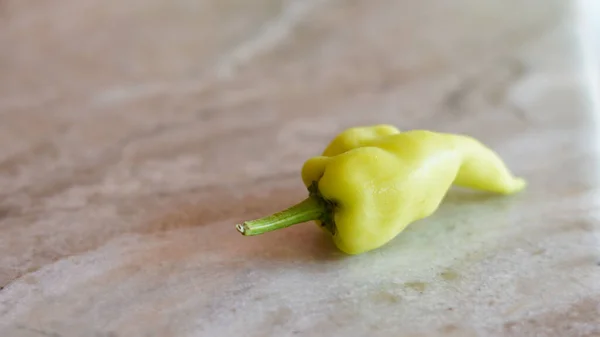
[236,125,526,255]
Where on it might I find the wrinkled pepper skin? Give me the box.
[301,125,526,255]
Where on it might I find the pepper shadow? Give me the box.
[441,186,501,205]
[368,185,528,267]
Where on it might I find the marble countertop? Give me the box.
[1,0,599,336]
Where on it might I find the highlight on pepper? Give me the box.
[235,124,526,255]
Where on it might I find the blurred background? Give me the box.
[0,1,599,336]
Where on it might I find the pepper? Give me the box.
[236,125,526,255]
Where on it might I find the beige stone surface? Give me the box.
[1,0,599,336]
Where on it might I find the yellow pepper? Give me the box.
[236,125,526,255]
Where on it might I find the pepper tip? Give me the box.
[236,223,247,235]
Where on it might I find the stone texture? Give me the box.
[1,0,599,336]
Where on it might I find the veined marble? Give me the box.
[1,0,599,336]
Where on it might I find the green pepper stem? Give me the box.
[236,197,324,236]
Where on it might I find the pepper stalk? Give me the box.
[235,182,337,236]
